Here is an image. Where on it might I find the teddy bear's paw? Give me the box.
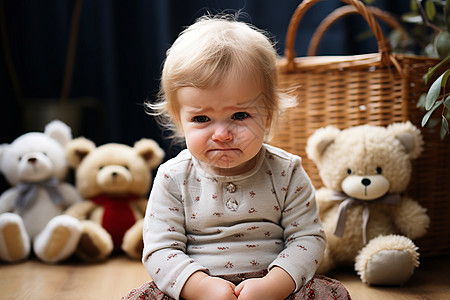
[34,215,82,263]
[0,213,30,262]
[355,235,419,285]
[122,219,144,259]
[75,220,113,262]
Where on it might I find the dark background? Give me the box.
[1,0,411,164]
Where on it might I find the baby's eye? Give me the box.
[232,112,250,120]
[192,116,210,123]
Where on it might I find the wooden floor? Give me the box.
[0,255,449,300]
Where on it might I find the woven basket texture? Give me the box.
[270,0,450,257]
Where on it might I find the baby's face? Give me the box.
[177,77,267,176]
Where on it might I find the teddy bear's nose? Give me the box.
[28,157,37,164]
[361,178,371,186]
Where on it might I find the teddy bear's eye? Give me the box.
[347,169,352,175]
[42,152,48,156]
[376,167,382,174]
[123,165,129,170]
[99,165,104,170]
[18,156,22,162]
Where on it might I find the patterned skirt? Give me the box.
[122,271,351,300]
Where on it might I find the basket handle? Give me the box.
[308,5,407,56]
[285,0,397,72]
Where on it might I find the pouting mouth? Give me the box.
[208,148,241,151]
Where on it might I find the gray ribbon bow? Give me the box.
[331,191,401,244]
[15,178,64,212]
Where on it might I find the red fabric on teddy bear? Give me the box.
[91,195,137,250]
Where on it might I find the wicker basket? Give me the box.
[270,0,450,257]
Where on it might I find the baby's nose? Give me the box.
[212,124,233,142]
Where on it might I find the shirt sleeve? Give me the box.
[268,156,326,292]
[142,165,209,299]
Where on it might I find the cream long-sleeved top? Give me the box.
[142,144,326,299]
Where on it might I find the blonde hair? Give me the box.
[146,14,295,142]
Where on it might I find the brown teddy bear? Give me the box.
[64,137,164,261]
[306,122,430,285]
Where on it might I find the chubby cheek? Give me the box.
[184,128,211,156]
[238,130,264,154]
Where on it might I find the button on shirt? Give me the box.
[142,144,326,299]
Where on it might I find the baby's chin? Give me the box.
[201,154,257,176]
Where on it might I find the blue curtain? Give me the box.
[1,0,410,159]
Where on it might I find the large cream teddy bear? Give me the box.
[64,137,164,261]
[306,122,430,285]
[0,120,83,263]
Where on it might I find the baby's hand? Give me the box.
[234,267,295,300]
[181,271,237,300]
[235,277,273,300]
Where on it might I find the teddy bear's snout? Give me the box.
[97,165,132,191]
[342,174,390,200]
[18,152,54,181]
[361,178,371,186]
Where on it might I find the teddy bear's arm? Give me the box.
[0,188,18,213]
[315,188,337,217]
[64,200,97,220]
[392,197,430,239]
[133,199,148,215]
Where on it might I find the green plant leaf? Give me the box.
[440,116,449,140]
[442,115,449,132]
[388,29,404,50]
[435,31,450,58]
[411,0,418,12]
[441,69,450,91]
[425,55,450,85]
[426,1,437,21]
[446,0,450,32]
[402,12,423,24]
[417,93,427,108]
[444,105,450,119]
[425,73,445,110]
[445,95,450,107]
[422,100,444,126]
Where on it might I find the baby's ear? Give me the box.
[65,137,96,168]
[306,126,340,164]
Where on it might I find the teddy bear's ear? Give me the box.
[387,121,424,159]
[65,137,96,168]
[44,120,72,146]
[0,144,7,169]
[134,139,165,170]
[306,125,341,164]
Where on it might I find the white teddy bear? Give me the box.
[0,120,83,263]
[306,122,430,285]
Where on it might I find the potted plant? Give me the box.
[392,0,450,139]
